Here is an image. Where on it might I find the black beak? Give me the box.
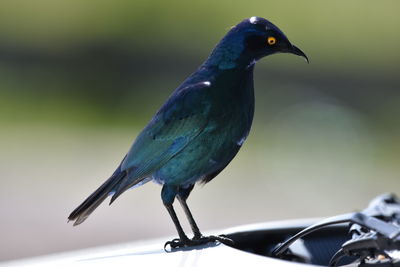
[289,45,309,63]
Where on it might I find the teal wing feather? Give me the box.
[110,82,212,202]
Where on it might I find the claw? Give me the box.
[164,238,184,252]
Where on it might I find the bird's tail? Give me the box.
[68,167,125,226]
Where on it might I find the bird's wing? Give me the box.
[111,81,212,201]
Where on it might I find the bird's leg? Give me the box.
[162,185,190,249]
[176,195,234,246]
[177,186,234,247]
[177,185,203,239]
[163,185,234,250]
[176,195,202,239]
[164,203,190,245]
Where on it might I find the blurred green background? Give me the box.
[1,0,399,261]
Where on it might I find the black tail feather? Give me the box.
[68,168,125,226]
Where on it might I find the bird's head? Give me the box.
[207,16,308,69]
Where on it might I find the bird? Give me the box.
[68,16,308,249]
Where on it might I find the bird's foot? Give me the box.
[164,235,234,251]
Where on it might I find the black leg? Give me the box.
[162,184,234,250]
[177,195,202,239]
[176,185,235,247]
[162,185,192,249]
[164,203,189,242]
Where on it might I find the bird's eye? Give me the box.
[267,36,277,45]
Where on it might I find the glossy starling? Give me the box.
[68,16,308,249]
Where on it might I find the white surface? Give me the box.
[0,240,309,267]
[1,219,321,267]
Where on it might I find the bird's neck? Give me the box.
[180,55,255,97]
[203,42,255,70]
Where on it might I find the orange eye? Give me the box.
[267,36,276,45]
